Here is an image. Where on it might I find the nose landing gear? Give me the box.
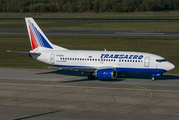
[151,73,162,81]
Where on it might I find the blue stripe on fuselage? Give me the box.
[116,68,167,74]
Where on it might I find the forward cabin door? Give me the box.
[50,54,55,64]
[144,56,150,67]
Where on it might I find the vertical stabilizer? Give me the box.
[25,18,67,50]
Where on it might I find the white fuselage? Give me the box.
[31,50,175,74]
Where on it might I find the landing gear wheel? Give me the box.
[88,75,94,80]
[151,77,156,81]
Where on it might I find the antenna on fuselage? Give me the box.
[104,48,107,51]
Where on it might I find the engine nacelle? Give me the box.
[95,69,117,79]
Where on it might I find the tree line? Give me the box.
[0,0,179,13]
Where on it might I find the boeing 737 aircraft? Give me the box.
[8,18,175,81]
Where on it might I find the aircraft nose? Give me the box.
[167,62,175,71]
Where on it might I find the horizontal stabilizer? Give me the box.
[6,50,41,55]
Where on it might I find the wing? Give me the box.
[40,66,115,73]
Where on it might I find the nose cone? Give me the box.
[166,62,175,71]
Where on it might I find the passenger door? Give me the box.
[144,57,150,67]
[50,54,55,64]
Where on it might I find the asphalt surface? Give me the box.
[1,29,179,37]
[0,68,179,120]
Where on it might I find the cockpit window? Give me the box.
[156,59,167,62]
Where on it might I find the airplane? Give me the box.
[7,18,175,81]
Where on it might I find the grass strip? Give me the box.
[1,13,179,19]
[1,20,179,31]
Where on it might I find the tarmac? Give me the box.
[0,68,179,120]
[1,30,179,37]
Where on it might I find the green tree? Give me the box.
[161,0,172,10]
[140,4,146,11]
[78,0,84,13]
[58,0,65,12]
[18,0,28,12]
[40,3,46,12]
[125,0,143,12]
[94,0,100,13]
[70,2,77,13]
[101,0,110,12]
[87,0,91,12]
[9,0,19,12]
[113,3,123,12]
[0,0,5,12]
[28,3,35,12]
[55,3,60,12]
[0,0,178,13]
[62,4,67,12]
[35,3,41,12]
[173,0,179,10]
[2,0,8,12]
[66,1,71,12]
[123,0,127,12]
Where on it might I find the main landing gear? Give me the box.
[88,75,95,80]
[151,76,156,81]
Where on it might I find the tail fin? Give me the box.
[25,18,67,50]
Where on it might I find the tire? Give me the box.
[88,75,94,80]
[151,77,156,81]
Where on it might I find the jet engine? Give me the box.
[95,68,117,79]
